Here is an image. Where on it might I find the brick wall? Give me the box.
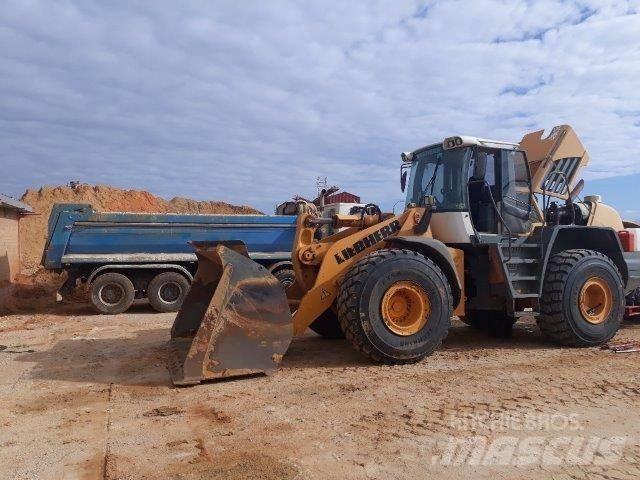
[0,207,20,282]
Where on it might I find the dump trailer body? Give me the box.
[42,204,297,312]
[43,204,296,269]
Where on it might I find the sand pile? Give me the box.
[0,269,67,314]
[19,183,262,269]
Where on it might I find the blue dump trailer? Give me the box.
[42,203,297,314]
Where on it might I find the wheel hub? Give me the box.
[159,282,182,303]
[99,284,124,306]
[381,281,430,336]
[579,276,612,325]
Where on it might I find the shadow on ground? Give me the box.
[12,318,569,387]
[15,328,173,387]
[0,298,159,316]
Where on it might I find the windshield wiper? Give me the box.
[420,160,441,205]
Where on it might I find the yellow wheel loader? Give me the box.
[168,125,640,385]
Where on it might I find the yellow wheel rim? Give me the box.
[579,276,612,325]
[381,281,430,336]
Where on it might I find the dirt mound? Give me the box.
[19,184,262,269]
[167,197,260,215]
[0,268,69,314]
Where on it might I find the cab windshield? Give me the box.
[405,146,472,211]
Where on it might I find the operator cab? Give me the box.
[402,135,537,244]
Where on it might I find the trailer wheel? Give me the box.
[148,272,190,313]
[90,272,135,314]
[337,249,452,364]
[537,249,624,346]
[272,267,295,288]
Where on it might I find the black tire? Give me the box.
[147,272,190,313]
[337,249,452,364]
[272,267,295,289]
[537,249,624,346]
[461,310,516,338]
[90,272,135,314]
[308,309,345,339]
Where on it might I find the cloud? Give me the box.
[1,0,639,212]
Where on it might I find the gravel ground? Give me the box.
[1,305,639,479]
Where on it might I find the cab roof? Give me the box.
[402,135,519,162]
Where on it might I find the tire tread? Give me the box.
[336,248,452,364]
[537,249,622,346]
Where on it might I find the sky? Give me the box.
[1,0,640,218]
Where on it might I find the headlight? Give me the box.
[443,136,463,149]
[401,151,413,162]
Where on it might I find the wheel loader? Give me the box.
[168,125,640,385]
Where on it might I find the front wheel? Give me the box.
[537,249,624,346]
[337,249,452,364]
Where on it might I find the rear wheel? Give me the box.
[148,272,190,313]
[90,272,135,314]
[337,249,452,364]
[537,249,624,346]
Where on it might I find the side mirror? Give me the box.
[473,152,488,180]
[569,179,585,202]
[400,170,408,192]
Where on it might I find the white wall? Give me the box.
[0,207,20,282]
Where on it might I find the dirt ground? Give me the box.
[1,306,639,480]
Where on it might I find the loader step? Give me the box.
[509,275,538,281]
[506,258,539,264]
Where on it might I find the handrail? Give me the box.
[468,179,514,262]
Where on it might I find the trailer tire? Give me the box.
[537,249,624,346]
[148,272,190,313]
[90,272,135,315]
[272,267,295,289]
[337,249,452,364]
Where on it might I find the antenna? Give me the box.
[316,176,327,197]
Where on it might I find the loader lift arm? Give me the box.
[168,205,464,384]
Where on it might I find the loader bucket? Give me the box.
[168,242,292,385]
